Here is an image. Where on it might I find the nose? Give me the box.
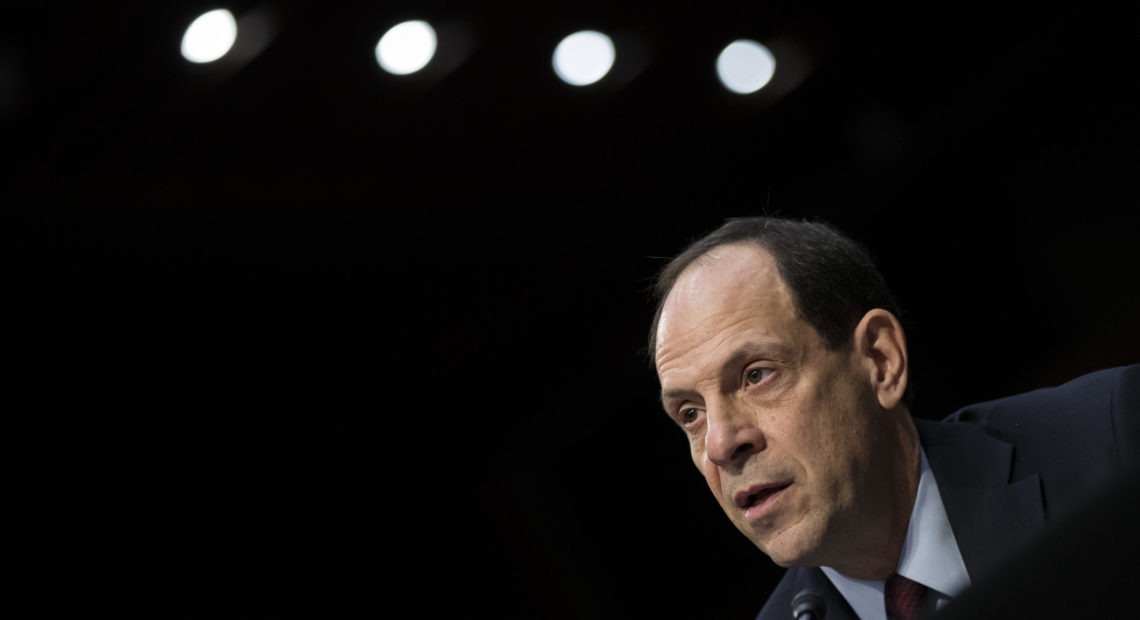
[705,399,765,468]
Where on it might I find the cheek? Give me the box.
[773,406,852,484]
[690,438,706,468]
[798,382,859,447]
[767,413,819,461]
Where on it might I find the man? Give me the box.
[647,215,1140,619]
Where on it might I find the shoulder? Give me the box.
[943,364,1140,428]
[933,363,1140,486]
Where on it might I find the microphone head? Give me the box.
[791,588,826,619]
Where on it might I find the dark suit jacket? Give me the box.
[755,364,1140,620]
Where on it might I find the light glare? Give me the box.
[376,20,438,75]
[552,30,615,86]
[716,39,776,94]
[181,9,238,64]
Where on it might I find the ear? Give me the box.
[853,309,908,410]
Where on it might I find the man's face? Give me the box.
[654,243,890,569]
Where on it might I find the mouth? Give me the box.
[736,482,792,519]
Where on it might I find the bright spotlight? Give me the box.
[376,20,438,75]
[552,30,615,86]
[181,9,238,64]
[716,39,776,94]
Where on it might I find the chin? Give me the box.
[754,528,822,568]
[758,545,807,568]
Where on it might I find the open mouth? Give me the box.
[740,483,791,510]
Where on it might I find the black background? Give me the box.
[5,2,1139,619]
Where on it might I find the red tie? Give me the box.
[885,573,928,620]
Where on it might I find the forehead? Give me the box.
[671,242,779,300]
[655,243,801,371]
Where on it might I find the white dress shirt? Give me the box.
[820,447,971,619]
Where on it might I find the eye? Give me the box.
[680,407,700,425]
[746,367,773,384]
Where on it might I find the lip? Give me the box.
[735,482,792,521]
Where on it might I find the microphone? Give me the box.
[791,588,826,620]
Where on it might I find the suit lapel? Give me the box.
[915,419,1046,582]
